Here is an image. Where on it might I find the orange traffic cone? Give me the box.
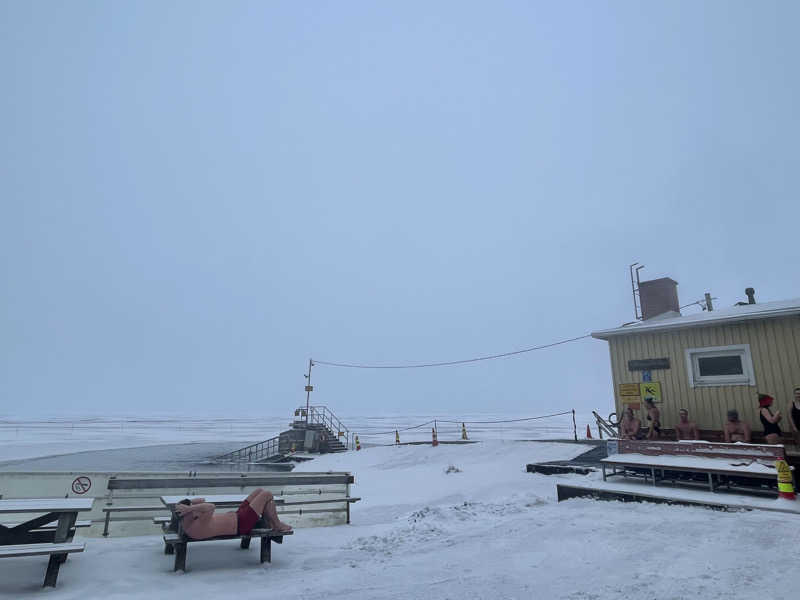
[355,435,361,451]
[586,425,592,439]
[776,459,796,500]
[432,427,439,447]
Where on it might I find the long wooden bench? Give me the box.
[2,520,92,530]
[163,527,293,572]
[0,543,85,587]
[101,473,357,536]
[603,440,790,494]
[101,505,166,536]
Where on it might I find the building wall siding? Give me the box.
[607,315,800,432]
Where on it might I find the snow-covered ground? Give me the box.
[2,438,799,599]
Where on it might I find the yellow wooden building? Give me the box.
[592,285,800,438]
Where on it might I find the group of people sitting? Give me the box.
[618,386,800,444]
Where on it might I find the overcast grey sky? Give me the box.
[1,1,798,417]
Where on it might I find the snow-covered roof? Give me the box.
[592,297,800,340]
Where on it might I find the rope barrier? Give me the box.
[353,410,577,440]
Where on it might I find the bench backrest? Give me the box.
[107,473,354,490]
[615,440,785,462]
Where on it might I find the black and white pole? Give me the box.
[572,409,577,441]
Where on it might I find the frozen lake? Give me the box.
[0,411,593,469]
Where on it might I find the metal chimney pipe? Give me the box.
[704,293,714,311]
[745,288,756,304]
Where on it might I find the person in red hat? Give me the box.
[758,393,783,445]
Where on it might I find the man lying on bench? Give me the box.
[175,489,293,539]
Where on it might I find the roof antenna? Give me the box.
[629,263,644,320]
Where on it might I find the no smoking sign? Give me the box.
[71,476,92,495]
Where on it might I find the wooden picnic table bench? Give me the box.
[0,498,93,587]
[101,473,356,536]
[602,440,792,494]
[160,494,294,572]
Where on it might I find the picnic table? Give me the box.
[0,498,93,587]
[0,498,94,545]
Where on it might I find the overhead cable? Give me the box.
[313,334,591,370]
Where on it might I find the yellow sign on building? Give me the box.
[640,382,662,404]
[618,383,641,409]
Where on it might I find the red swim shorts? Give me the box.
[236,501,260,535]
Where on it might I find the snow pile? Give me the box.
[1,440,799,599]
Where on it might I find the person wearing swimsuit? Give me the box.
[620,407,642,440]
[788,386,800,445]
[175,488,292,540]
[758,393,782,445]
[644,398,661,439]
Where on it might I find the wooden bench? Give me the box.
[101,473,357,536]
[163,527,293,571]
[603,440,790,494]
[101,505,167,536]
[0,543,85,587]
[2,520,92,531]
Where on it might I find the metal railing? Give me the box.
[297,406,352,450]
[592,411,619,439]
[215,435,281,463]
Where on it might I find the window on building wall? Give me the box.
[685,344,756,387]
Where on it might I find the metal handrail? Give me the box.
[592,411,619,439]
[297,405,352,450]
[215,435,281,462]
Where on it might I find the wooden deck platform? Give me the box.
[556,481,800,514]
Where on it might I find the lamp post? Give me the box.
[304,359,313,424]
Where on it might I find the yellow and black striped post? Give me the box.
[395,430,400,445]
[776,459,796,500]
[355,435,361,451]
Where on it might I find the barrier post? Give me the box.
[776,459,796,500]
[572,409,577,441]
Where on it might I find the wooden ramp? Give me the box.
[556,482,800,515]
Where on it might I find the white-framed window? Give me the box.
[685,344,756,387]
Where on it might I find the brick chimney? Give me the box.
[639,278,679,320]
